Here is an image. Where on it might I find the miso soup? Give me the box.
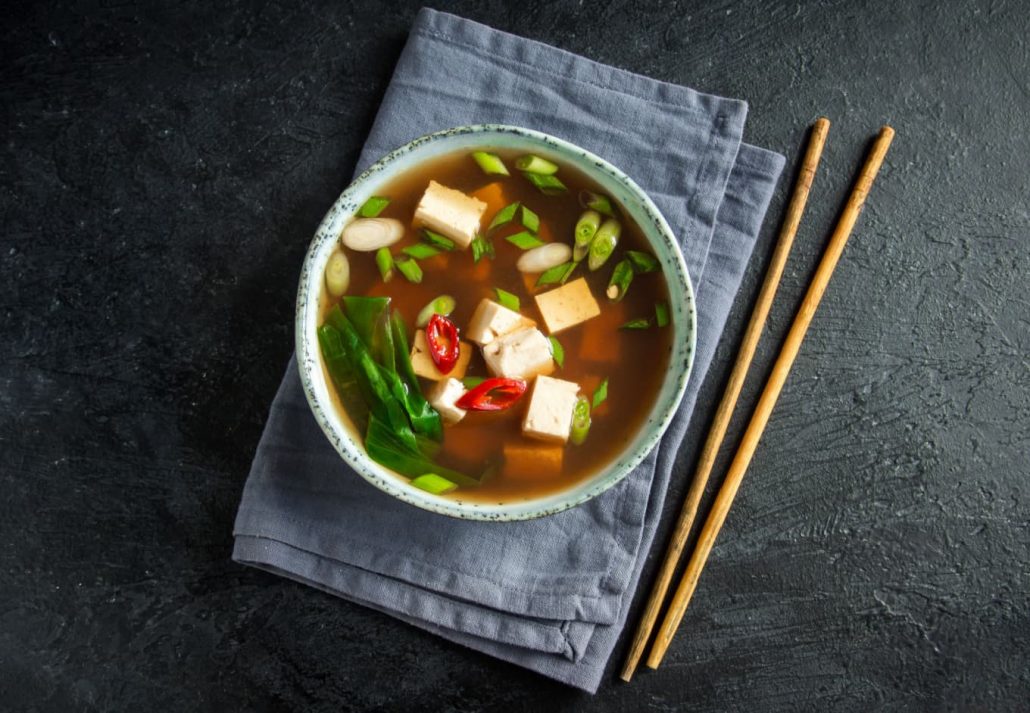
[318,148,672,502]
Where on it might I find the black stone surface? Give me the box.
[2,0,1028,710]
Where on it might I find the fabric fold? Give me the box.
[233,8,785,693]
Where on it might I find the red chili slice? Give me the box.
[426,313,460,374]
[455,377,528,411]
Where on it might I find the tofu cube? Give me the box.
[410,330,473,381]
[522,375,580,444]
[482,327,555,381]
[426,377,467,425]
[412,180,487,250]
[534,278,601,334]
[466,298,536,346]
[503,442,564,479]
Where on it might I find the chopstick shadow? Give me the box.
[613,122,881,680]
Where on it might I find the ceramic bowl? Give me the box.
[296,125,695,521]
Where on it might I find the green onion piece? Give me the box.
[395,257,423,284]
[520,205,540,233]
[606,259,634,302]
[536,261,575,286]
[626,250,660,273]
[655,301,670,327]
[416,294,457,328]
[587,219,621,271]
[403,243,441,260]
[471,235,495,263]
[620,318,651,330]
[422,229,456,251]
[410,473,458,495]
[592,378,608,409]
[579,190,615,217]
[515,154,559,175]
[506,231,547,250]
[549,336,564,368]
[488,202,521,231]
[572,242,590,263]
[375,248,394,282]
[495,287,520,311]
[523,172,567,195]
[471,151,510,176]
[359,196,390,218]
[461,376,486,389]
[575,210,602,247]
[570,396,591,445]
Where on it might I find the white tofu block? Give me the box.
[466,298,536,346]
[426,377,467,424]
[410,330,473,381]
[412,180,487,250]
[534,278,601,334]
[522,375,580,444]
[482,327,555,381]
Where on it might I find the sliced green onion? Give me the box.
[395,257,423,284]
[575,210,602,247]
[488,201,521,232]
[416,295,457,328]
[515,154,559,175]
[471,151,509,176]
[495,287,520,311]
[592,378,608,409]
[422,229,456,251]
[523,172,567,195]
[620,318,651,330]
[471,235,495,263]
[506,231,546,250]
[655,301,670,328]
[520,205,540,233]
[549,336,564,368]
[573,242,590,263]
[410,473,458,495]
[606,259,634,302]
[375,248,394,282]
[403,243,442,260]
[570,396,591,445]
[461,376,486,388]
[579,190,615,217]
[536,261,575,286]
[587,219,621,271]
[359,196,390,218]
[626,250,660,273]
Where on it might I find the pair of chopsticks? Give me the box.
[621,119,895,680]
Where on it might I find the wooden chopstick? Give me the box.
[645,125,896,670]
[619,117,832,682]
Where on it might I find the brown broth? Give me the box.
[320,149,672,503]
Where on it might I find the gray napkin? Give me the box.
[233,8,784,693]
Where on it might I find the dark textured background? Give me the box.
[2,0,1028,710]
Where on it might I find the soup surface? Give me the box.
[319,149,672,502]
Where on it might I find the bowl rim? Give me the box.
[295,123,696,521]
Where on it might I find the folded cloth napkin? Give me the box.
[233,8,784,693]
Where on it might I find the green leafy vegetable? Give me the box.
[396,257,423,283]
[365,414,476,487]
[376,248,394,282]
[592,378,609,409]
[471,235,495,263]
[506,231,547,250]
[488,201,521,232]
[359,196,390,218]
[536,261,575,286]
[523,172,567,195]
[655,301,670,328]
[495,287,520,311]
[626,250,660,273]
[422,229,456,251]
[520,205,540,233]
[471,151,509,176]
[549,336,564,368]
[410,473,459,495]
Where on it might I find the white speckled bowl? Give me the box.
[296,125,695,521]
